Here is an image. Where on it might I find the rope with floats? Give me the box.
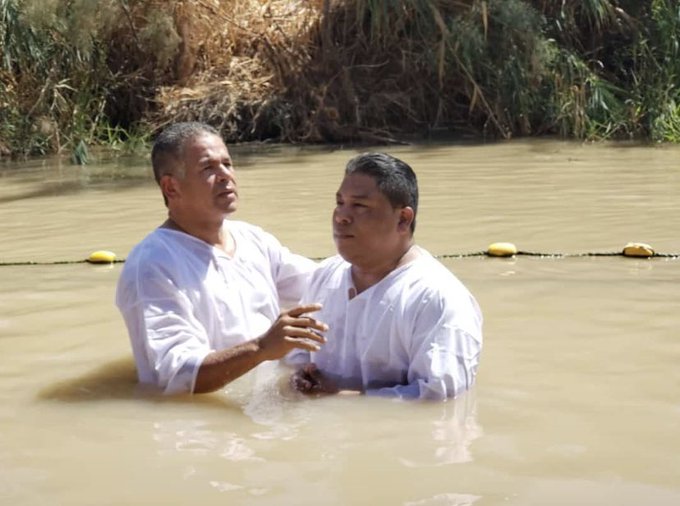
[0,242,676,267]
[440,241,678,259]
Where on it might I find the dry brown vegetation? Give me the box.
[2,0,680,158]
[139,0,670,144]
[146,0,496,144]
[145,0,327,141]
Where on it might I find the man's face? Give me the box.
[333,172,408,266]
[164,133,238,217]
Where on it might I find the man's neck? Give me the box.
[350,243,419,294]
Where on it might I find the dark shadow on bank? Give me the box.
[36,355,242,411]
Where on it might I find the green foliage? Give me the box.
[71,139,89,165]
[0,0,153,160]
[460,0,550,135]
[0,0,116,158]
[4,0,680,155]
[96,124,151,155]
[318,0,680,142]
[630,0,680,141]
[138,11,181,70]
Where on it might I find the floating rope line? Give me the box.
[0,243,677,267]
[437,251,680,259]
[0,259,127,266]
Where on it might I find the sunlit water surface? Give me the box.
[1,139,679,505]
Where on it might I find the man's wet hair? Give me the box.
[345,152,419,233]
[151,122,219,184]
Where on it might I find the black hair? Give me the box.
[345,152,418,233]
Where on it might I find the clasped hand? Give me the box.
[290,362,339,395]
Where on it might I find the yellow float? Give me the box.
[622,242,654,258]
[86,250,117,264]
[487,242,518,257]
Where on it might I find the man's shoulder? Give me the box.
[227,219,259,233]
[227,219,271,241]
[384,253,482,337]
[315,255,348,276]
[395,251,471,299]
[402,249,453,280]
[123,228,200,277]
[116,229,172,299]
[126,227,179,258]
[307,255,347,287]
[227,219,282,251]
[124,228,162,262]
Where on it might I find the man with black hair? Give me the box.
[289,152,482,400]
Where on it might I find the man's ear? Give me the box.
[159,174,179,202]
[397,206,415,233]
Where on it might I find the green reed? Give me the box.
[630,0,680,141]
[0,0,157,161]
[3,0,680,157]
[341,0,680,141]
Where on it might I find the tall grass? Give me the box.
[0,0,112,157]
[0,0,174,159]
[313,0,680,142]
[2,0,680,158]
[629,0,680,141]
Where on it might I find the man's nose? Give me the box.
[334,207,351,224]
[216,165,234,181]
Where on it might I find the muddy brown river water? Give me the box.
[1,139,678,505]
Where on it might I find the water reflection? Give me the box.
[399,390,483,467]
[37,356,138,402]
[404,493,482,506]
[45,354,486,503]
[153,418,264,461]
[37,354,246,414]
[5,139,680,504]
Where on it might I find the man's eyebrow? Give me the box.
[336,191,372,199]
[198,154,231,163]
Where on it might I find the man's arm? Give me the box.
[367,292,482,400]
[119,255,328,394]
[364,328,480,400]
[194,304,328,393]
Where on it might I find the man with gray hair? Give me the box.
[116,122,327,395]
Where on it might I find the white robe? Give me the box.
[289,250,483,400]
[116,220,316,394]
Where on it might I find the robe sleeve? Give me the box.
[117,259,212,395]
[257,228,317,309]
[366,288,482,400]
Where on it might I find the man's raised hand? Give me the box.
[257,303,328,361]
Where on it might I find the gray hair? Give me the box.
[151,122,219,183]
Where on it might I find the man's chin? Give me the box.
[335,245,357,264]
[217,200,238,215]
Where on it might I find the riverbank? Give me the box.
[1,0,679,159]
